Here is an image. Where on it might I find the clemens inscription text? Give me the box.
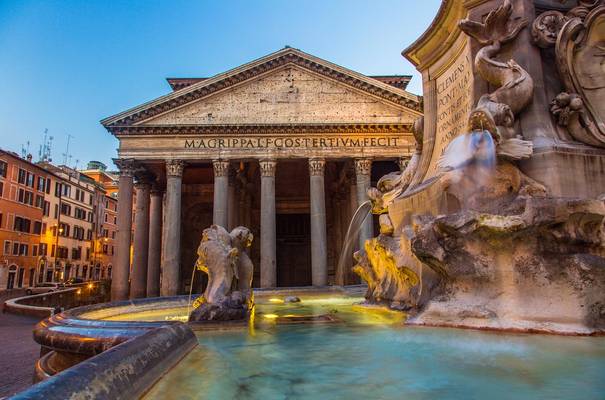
[427,47,474,176]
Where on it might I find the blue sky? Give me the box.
[0,0,441,168]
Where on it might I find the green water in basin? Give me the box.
[138,294,605,400]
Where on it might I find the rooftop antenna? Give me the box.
[74,159,80,170]
[62,134,74,165]
[21,141,30,159]
[39,129,54,162]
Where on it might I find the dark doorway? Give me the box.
[276,213,311,287]
[17,268,24,288]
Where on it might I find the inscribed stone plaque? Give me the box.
[426,44,474,177]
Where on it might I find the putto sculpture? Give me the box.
[188,225,254,322]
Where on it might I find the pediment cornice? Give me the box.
[101,48,422,130]
[110,123,412,136]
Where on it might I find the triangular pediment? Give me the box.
[101,48,421,131]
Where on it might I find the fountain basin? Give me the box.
[15,288,605,399]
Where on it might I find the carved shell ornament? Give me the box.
[533,1,605,147]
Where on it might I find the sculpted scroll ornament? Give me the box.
[554,6,605,147]
[532,2,605,147]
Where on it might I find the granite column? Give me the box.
[130,173,152,299]
[162,159,184,296]
[309,158,328,286]
[147,185,163,297]
[212,159,229,229]
[355,158,373,251]
[112,159,135,301]
[259,159,277,288]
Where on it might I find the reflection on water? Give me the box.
[141,294,605,400]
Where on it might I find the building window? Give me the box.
[0,160,7,178]
[3,240,11,255]
[26,172,34,188]
[72,247,82,260]
[32,245,38,257]
[59,223,70,237]
[39,243,48,256]
[45,178,51,194]
[19,244,28,256]
[55,182,61,197]
[18,168,26,184]
[43,201,50,216]
[12,242,19,255]
[73,226,85,240]
[35,194,44,208]
[74,207,87,220]
[33,221,42,234]
[51,244,56,257]
[61,203,71,216]
[0,181,3,198]
[87,229,92,240]
[14,217,31,233]
[86,247,90,260]
[37,176,46,192]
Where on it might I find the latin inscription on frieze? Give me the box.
[427,45,474,176]
[184,135,401,150]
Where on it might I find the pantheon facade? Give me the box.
[102,48,422,300]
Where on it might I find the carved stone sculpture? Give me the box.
[188,225,254,322]
[367,116,424,214]
[459,0,534,160]
[410,196,605,334]
[352,213,440,310]
[533,1,605,147]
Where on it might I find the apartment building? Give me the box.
[0,150,117,290]
[82,162,119,280]
[0,150,50,289]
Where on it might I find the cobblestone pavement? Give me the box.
[0,312,41,399]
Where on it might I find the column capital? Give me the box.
[259,159,277,177]
[398,157,410,172]
[113,158,137,177]
[166,159,185,177]
[308,158,325,176]
[134,170,155,188]
[212,159,230,178]
[354,158,372,176]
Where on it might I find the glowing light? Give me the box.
[87,283,93,289]
[76,289,81,295]
[268,298,283,303]
[263,313,279,320]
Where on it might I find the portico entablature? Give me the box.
[114,124,415,160]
